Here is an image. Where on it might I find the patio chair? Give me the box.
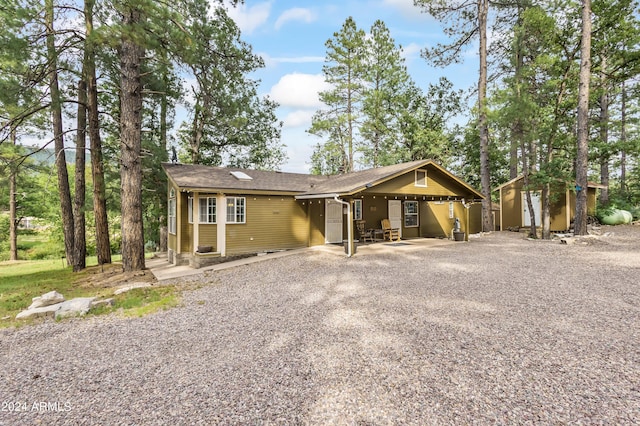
[381,219,400,241]
[355,220,374,243]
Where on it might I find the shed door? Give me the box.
[325,199,343,243]
[522,192,541,226]
[388,200,402,238]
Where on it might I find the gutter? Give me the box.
[294,193,342,200]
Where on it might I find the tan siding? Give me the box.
[308,199,325,246]
[500,183,522,229]
[366,166,475,198]
[358,196,389,232]
[421,202,450,238]
[587,188,597,215]
[197,225,217,251]
[226,196,308,254]
[168,233,176,251]
[178,192,192,253]
[420,201,468,238]
[469,203,482,234]
[549,194,568,231]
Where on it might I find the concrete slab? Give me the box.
[149,238,457,283]
[149,248,307,283]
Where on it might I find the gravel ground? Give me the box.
[1,226,639,425]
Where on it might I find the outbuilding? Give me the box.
[494,175,606,232]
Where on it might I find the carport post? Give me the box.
[333,196,353,257]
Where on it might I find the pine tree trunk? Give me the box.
[159,66,169,253]
[73,79,87,271]
[478,0,492,232]
[574,0,592,236]
[86,0,111,265]
[119,4,146,271]
[598,55,609,206]
[46,0,75,265]
[9,128,18,261]
[620,81,627,194]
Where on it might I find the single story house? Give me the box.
[163,160,484,267]
[494,175,606,231]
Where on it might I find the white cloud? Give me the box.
[283,110,315,128]
[259,53,325,68]
[269,73,331,109]
[382,0,419,17]
[401,42,423,60]
[274,8,316,30]
[224,1,271,35]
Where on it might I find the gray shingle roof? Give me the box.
[163,160,483,199]
[162,163,328,193]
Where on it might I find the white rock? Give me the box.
[55,297,97,319]
[91,298,114,308]
[28,291,65,309]
[16,304,61,320]
[113,282,152,295]
[17,297,97,320]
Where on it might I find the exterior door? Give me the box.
[522,192,541,226]
[325,199,343,243]
[388,200,402,238]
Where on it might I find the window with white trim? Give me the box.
[168,190,176,234]
[415,170,427,187]
[188,197,193,223]
[353,199,363,220]
[449,201,454,219]
[404,201,419,227]
[199,197,216,223]
[226,197,246,223]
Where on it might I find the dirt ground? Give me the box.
[78,262,157,290]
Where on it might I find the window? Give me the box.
[404,201,419,227]
[449,201,454,219]
[188,197,193,223]
[168,197,176,234]
[199,197,216,223]
[226,197,246,223]
[415,170,427,187]
[353,199,362,220]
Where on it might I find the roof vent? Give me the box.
[230,171,253,181]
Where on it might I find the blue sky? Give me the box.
[220,0,480,173]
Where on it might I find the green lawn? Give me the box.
[0,256,180,328]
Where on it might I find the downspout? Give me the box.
[333,195,353,257]
[462,199,472,241]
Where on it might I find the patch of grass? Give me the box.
[118,288,181,318]
[0,261,79,325]
[0,257,179,328]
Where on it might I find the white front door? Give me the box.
[388,200,402,238]
[325,199,343,243]
[522,192,541,226]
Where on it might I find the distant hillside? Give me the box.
[22,146,87,166]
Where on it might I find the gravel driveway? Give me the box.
[1,227,639,425]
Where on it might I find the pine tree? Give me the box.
[310,17,366,173]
